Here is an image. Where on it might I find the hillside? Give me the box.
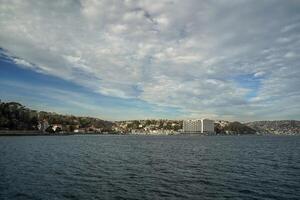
[215,121,257,135]
[0,101,113,132]
[246,120,300,135]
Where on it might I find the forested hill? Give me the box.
[0,101,113,131]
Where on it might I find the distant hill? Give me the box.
[246,120,300,135]
[215,121,256,135]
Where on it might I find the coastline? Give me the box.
[0,130,119,136]
[0,130,75,136]
[1,130,298,137]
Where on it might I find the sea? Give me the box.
[0,135,299,200]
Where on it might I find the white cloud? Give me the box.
[0,0,299,120]
[254,71,265,78]
[284,52,296,58]
[13,58,34,68]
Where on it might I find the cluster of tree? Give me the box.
[0,101,39,130]
[0,101,113,131]
[38,111,112,129]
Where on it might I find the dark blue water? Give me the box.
[0,135,299,200]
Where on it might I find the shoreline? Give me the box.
[0,130,120,136]
[0,130,298,137]
[0,130,75,136]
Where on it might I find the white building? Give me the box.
[183,119,202,133]
[37,120,49,133]
[183,119,215,134]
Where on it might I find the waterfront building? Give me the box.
[202,119,215,133]
[183,119,215,134]
[183,119,202,133]
[37,119,49,133]
[52,124,63,132]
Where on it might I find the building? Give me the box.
[52,124,63,132]
[37,119,49,133]
[183,119,202,133]
[201,119,215,133]
[183,119,215,134]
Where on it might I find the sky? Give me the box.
[0,0,299,121]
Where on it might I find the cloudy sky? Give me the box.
[0,0,299,121]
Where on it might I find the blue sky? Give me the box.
[233,74,263,100]
[0,54,183,120]
[0,0,299,121]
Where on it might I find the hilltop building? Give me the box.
[183,119,215,134]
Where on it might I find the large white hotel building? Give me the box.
[183,119,215,134]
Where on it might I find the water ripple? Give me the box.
[0,135,299,200]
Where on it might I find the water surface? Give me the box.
[0,135,299,200]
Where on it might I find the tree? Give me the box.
[45,126,55,133]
